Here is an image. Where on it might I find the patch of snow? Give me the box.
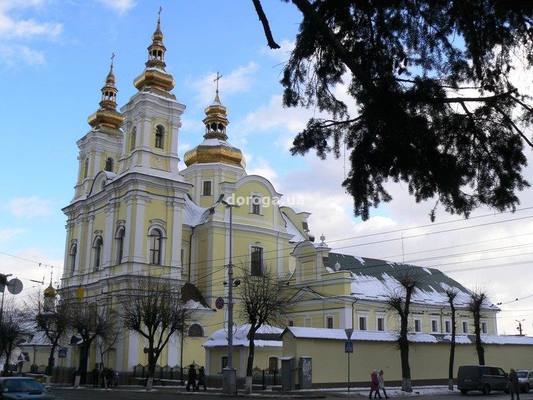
[184,196,211,227]
[422,267,432,275]
[354,256,366,265]
[281,212,306,243]
[285,327,438,343]
[204,324,283,348]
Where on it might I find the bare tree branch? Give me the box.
[252,0,281,49]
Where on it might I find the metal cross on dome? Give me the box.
[214,71,223,95]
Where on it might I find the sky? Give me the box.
[0,0,533,335]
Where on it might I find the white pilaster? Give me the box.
[102,203,116,268]
[169,200,183,279]
[84,215,95,273]
[127,331,138,368]
[133,197,147,263]
[167,334,178,367]
[123,197,134,263]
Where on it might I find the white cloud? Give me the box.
[246,157,279,187]
[189,62,259,104]
[0,44,45,66]
[0,0,61,67]
[0,228,25,242]
[260,39,294,63]
[6,196,54,218]
[96,0,136,14]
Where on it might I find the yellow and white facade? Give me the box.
[59,15,502,380]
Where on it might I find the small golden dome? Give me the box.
[43,284,57,298]
[88,54,124,130]
[133,9,175,96]
[184,91,245,168]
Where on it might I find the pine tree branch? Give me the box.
[494,106,533,147]
[252,0,281,49]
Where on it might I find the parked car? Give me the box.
[517,370,533,393]
[458,365,509,395]
[0,377,54,399]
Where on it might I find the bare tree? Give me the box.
[67,300,117,384]
[0,302,28,376]
[238,267,288,393]
[120,277,191,390]
[469,291,487,365]
[30,296,69,376]
[388,274,418,392]
[445,288,458,390]
[96,309,120,389]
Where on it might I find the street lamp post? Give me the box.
[222,199,237,395]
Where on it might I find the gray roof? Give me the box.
[324,253,496,309]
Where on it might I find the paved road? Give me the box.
[49,387,533,400]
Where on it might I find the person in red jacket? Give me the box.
[369,370,382,399]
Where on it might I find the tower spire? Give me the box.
[88,54,125,130]
[213,71,222,105]
[133,7,175,94]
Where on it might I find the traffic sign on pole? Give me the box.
[345,328,353,340]
[345,341,354,353]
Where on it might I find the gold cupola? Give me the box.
[133,9,175,96]
[87,54,125,130]
[184,84,245,168]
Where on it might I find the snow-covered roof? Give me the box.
[184,299,211,311]
[325,253,497,310]
[281,212,306,243]
[284,327,437,343]
[203,324,283,348]
[184,195,212,227]
[283,327,533,346]
[20,331,51,347]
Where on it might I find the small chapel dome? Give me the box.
[43,284,57,298]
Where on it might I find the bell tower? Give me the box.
[74,55,124,200]
[120,9,184,176]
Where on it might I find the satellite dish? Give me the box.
[7,278,23,295]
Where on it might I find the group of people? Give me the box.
[369,369,389,399]
[186,364,207,391]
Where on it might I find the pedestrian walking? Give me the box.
[509,369,520,400]
[369,370,382,399]
[378,370,389,399]
[186,364,198,391]
[198,366,207,391]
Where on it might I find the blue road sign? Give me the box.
[345,341,353,353]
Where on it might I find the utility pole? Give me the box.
[516,319,525,336]
[222,199,237,396]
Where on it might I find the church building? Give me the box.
[57,14,500,379]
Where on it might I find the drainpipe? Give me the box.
[180,227,195,385]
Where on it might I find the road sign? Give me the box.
[345,328,353,340]
[345,341,353,353]
[215,296,225,310]
[7,278,23,295]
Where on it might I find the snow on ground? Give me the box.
[298,385,456,397]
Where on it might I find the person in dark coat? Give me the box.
[369,370,382,399]
[509,369,520,400]
[186,364,198,391]
[198,366,207,391]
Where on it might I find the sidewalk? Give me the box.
[297,385,456,397]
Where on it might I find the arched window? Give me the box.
[105,157,113,172]
[115,227,125,264]
[188,323,204,337]
[93,236,103,271]
[149,228,163,265]
[83,158,89,179]
[130,127,136,151]
[155,125,164,149]
[70,243,77,274]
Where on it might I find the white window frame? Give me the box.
[462,320,469,334]
[147,221,167,266]
[249,193,263,215]
[358,314,368,331]
[444,319,452,334]
[326,315,334,329]
[431,318,440,333]
[202,180,213,196]
[481,321,488,334]
[250,244,264,276]
[376,314,386,332]
[414,318,422,333]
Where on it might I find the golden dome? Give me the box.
[43,284,57,298]
[133,10,175,95]
[184,92,245,168]
[88,54,125,130]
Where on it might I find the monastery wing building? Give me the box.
[57,16,499,376]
